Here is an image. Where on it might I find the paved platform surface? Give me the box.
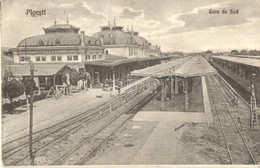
[131,121,182,164]
[2,89,112,144]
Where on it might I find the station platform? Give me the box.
[2,89,111,144]
[133,76,212,122]
[130,76,212,164]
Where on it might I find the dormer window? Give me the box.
[39,39,44,46]
[55,39,60,45]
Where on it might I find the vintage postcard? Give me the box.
[1,0,260,167]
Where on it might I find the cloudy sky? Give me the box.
[2,0,260,52]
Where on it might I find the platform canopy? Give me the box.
[84,54,173,67]
[212,55,260,68]
[131,56,217,78]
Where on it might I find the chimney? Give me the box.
[100,35,104,45]
[81,31,85,46]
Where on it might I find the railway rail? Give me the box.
[3,77,158,166]
[55,89,156,165]
[207,74,256,164]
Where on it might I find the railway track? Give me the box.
[207,74,256,164]
[3,77,158,166]
[54,91,156,165]
[3,102,109,165]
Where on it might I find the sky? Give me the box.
[2,0,260,52]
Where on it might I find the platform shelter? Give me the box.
[131,56,216,111]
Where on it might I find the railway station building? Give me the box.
[4,21,172,93]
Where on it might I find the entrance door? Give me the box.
[178,80,184,94]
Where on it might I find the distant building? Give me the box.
[13,22,105,64]
[92,22,161,58]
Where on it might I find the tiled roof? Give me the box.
[18,33,100,47]
[212,55,260,68]
[92,30,135,45]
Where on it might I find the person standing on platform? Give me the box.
[82,71,88,91]
[77,77,82,92]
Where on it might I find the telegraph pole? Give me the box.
[29,60,35,164]
[250,73,258,130]
[25,37,35,164]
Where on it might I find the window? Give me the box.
[51,56,56,61]
[57,56,62,61]
[20,56,25,62]
[129,48,134,56]
[73,55,78,60]
[93,55,96,60]
[41,56,46,61]
[98,55,102,59]
[105,50,109,54]
[86,55,90,60]
[36,56,41,61]
[39,39,44,45]
[67,55,72,61]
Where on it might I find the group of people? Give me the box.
[61,68,91,94]
[77,71,90,92]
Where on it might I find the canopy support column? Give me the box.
[184,78,189,112]
[112,67,116,91]
[160,80,165,111]
[171,77,174,100]
[174,76,178,93]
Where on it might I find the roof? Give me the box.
[85,56,172,67]
[212,55,260,68]
[131,56,217,78]
[47,24,78,29]
[92,30,136,46]
[93,24,151,47]
[174,56,216,77]
[2,64,74,76]
[18,33,100,47]
[43,24,80,34]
